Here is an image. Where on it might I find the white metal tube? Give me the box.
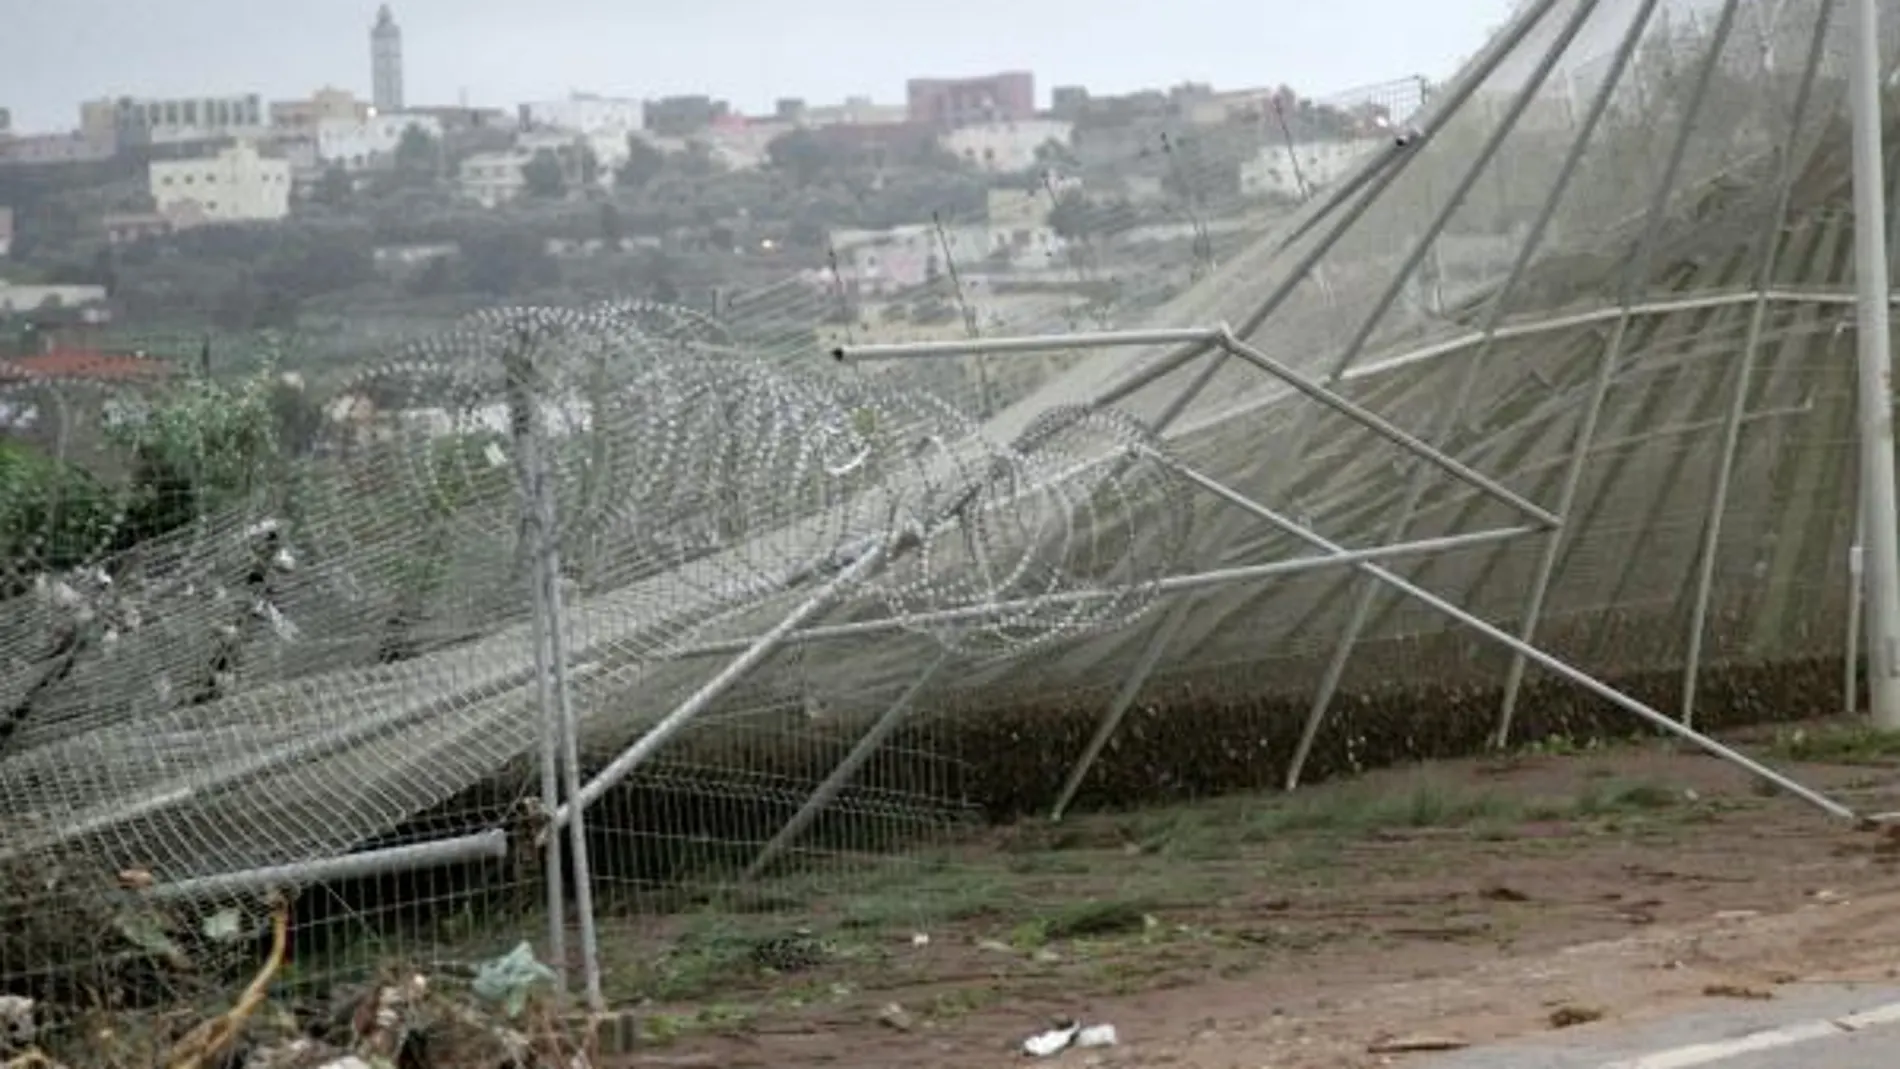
[558,542,891,825]
[507,353,568,992]
[147,829,510,903]
[1495,0,1743,747]
[741,653,950,881]
[1214,331,1560,526]
[1049,600,1192,821]
[1848,0,1900,730]
[834,327,1222,363]
[540,539,604,1009]
[1204,289,1894,439]
[1682,0,1835,728]
[1084,0,1565,422]
[1162,458,1860,822]
[1285,0,1662,791]
[671,524,1539,659]
[1322,0,1604,387]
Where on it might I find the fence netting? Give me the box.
[3,0,1895,1010]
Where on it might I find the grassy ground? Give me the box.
[26,722,1900,1068]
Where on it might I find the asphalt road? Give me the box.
[1410,985,1900,1069]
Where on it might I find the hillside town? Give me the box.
[0,4,1423,389]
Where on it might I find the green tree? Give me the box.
[766,128,831,186]
[459,225,559,296]
[598,200,626,245]
[522,149,568,199]
[1046,188,1096,240]
[676,142,720,179]
[392,123,442,186]
[1034,138,1078,170]
[617,135,667,190]
[312,165,354,209]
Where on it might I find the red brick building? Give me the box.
[906,71,1035,128]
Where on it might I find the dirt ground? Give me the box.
[590,721,1900,1069]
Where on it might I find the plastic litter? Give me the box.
[471,941,558,1019]
[1023,1019,1118,1057]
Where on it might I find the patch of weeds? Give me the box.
[720,889,813,915]
[1246,776,1521,837]
[1522,733,1603,757]
[928,983,1004,1020]
[1010,898,1153,948]
[693,1001,759,1032]
[636,1003,759,1044]
[1768,724,1900,765]
[836,871,1016,931]
[609,915,768,1001]
[1042,898,1153,940]
[1003,852,1095,875]
[1573,780,1682,816]
[638,1012,694,1045]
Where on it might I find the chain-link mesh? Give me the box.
[0,296,1190,986]
[4,0,1896,1008]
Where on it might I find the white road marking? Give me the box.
[1597,1000,1900,1069]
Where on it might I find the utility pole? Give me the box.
[1848,0,1900,729]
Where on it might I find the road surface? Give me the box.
[1412,984,1900,1069]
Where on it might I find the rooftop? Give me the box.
[0,349,175,384]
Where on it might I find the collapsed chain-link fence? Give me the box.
[5,0,1900,1021]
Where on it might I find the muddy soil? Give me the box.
[601,728,1900,1069]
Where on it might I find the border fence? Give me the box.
[4,0,1900,1054]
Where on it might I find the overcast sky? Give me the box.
[4,0,1518,134]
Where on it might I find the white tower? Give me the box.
[371,5,404,113]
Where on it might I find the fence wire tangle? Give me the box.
[0,297,1191,982]
[4,0,1899,1016]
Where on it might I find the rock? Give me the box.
[1367,1034,1469,1054]
[0,995,38,1053]
[1703,982,1774,1001]
[1549,1005,1605,1029]
[877,1003,915,1032]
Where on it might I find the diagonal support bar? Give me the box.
[671,524,1540,660]
[1210,330,1559,527]
[1157,456,1860,822]
[1049,600,1193,822]
[555,542,892,828]
[741,652,951,882]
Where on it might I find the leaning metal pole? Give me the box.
[1493,0,1741,747]
[1680,0,1834,728]
[1265,0,1596,488]
[556,543,892,826]
[742,652,951,881]
[1086,0,1566,420]
[1848,0,1900,729]
[1156,456,1861,822]
[1286,0,1654,790]
[538,517,605,1009]
[505,344,568,995]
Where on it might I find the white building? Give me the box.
[149,141,292,224]
[519,93,646,137]
[80,94,267,149]
[315,112,443,170]
[700,120,793,170]
[517,129,629,188]
[832,222,1001,294]
[0,282,109,314]
[1239,139,1382,200]
[458,150,531,207]
[939,119,1074,173]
